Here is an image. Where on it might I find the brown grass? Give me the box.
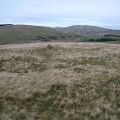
[0,42,120,120]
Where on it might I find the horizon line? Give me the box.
[0,23,120,30]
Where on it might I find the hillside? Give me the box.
[56,25,120,37]
[0,24,82,44]
[0,24,120,44]
[0,24,60,44]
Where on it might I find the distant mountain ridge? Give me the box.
[0,24,61,44]
[0,24,82,44]
[55,25,120,36]
[0,24,13,27]
[0,24,120,44]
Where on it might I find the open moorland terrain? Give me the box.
[0,42,120,120]
[0,24,120,44]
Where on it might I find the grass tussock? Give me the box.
[0,43,120,120]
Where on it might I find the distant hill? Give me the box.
[0,24,13,27]
[0,24,61,44]
[0,24,84,44]
[55,25,120,37]
[0,24,120,44]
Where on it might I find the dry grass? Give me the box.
[0,42,120,120]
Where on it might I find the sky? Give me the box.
[0,0,120,29]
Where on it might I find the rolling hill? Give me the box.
[0,24,120,44]
[0,24,84,44]
[55,25,120,37]
[0,24,62,44]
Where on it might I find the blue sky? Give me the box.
[0,0,120,29]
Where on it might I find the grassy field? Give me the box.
[0,42,120,120]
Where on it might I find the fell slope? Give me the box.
[0,24,120,44]
[0,24,61,44]
[56,25,120,36]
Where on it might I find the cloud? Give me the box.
[0,0,120,29]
